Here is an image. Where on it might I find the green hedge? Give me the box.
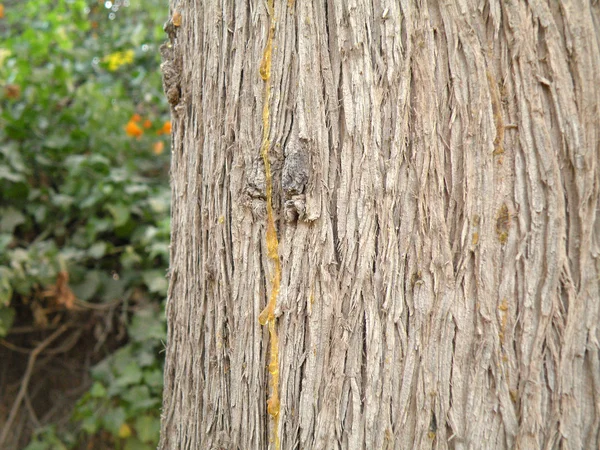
[1,1,170,448]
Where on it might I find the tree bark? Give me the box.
[159,1,600,448]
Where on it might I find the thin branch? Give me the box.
[24,391,40,429]
[0,324,70,447]
[8,324,61,335]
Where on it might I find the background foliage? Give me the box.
[0,0,170,448]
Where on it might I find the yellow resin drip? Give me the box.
[257,1,280,448]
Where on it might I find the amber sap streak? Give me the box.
[257,1,281,448]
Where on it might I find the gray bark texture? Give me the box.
[158,0,600,449]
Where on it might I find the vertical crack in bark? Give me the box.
[256,0,281,448]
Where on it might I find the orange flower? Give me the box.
[153,141,165,155]
[143,119,152,129]
[157,121,172,135]
[0,4,4,19]
[131,113,142,122]
[125,120,143,138]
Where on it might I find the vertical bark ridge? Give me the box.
[160,0,600,448]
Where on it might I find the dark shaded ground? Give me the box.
[0,307,126,449]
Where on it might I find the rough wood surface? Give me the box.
[159,1,600,448]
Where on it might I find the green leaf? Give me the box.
[70,270,101,301]
[130,23,146,47]
[100,276,126,302]
[0,166,25,182]
[113,362,143,388]
[87,241,107,259]
[81,415,99,435]
[143,369,164,390]
[148,197,168,214]
[128,307,166,342]
[0,207,26,233]
[0,268,13,307]
[51,194,74,209]
[122,385,160,412]
[1,181,29,201]
[91,356,114,384]
[141,270,167,295]
[106,203,130,227]
[134,415,160,444]
[90,381,107,398]
[44,134,70,149]
[102,407,127,436]
[0,234,12,251]
[124,437,153,450]
[136,348,156,368]
[149,242,169,260]
[86,217,113,237]
[0,141,27,173]
[0,307,16,337]
[122,385,150,404]
[124,184,149,195]
[120,246,142,269]
[31,204,47,224]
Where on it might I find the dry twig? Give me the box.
[0,324,70,447]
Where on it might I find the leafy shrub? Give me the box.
[70,305,166,450]
[0,0,170,447]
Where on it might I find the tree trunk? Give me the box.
[158,1,600,448]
